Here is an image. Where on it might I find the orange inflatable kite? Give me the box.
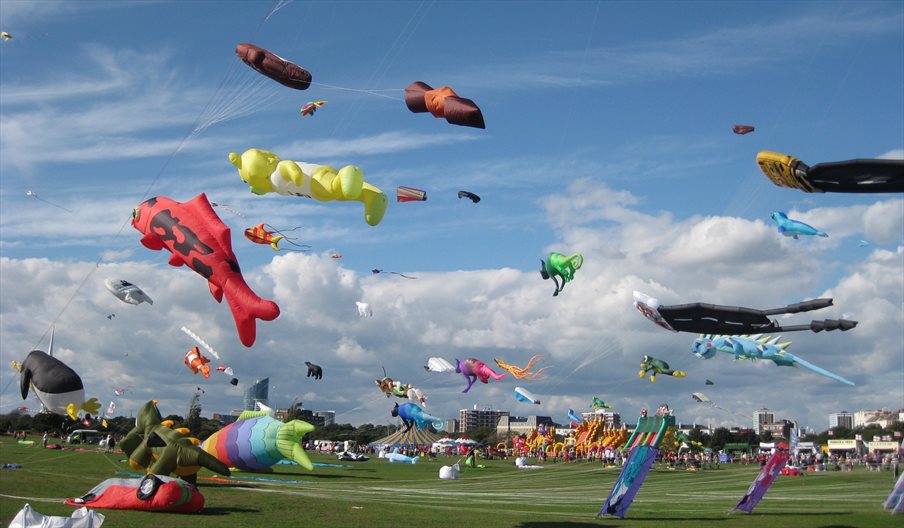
[184,347,211,378]
[405,81,485,129]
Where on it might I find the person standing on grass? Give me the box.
[42,432,48,448]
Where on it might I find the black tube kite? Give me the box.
[757,151,904,193]
[458,191,480,203]
[633,291,858,334]
[405,81,485,129]
[236,43,312,90]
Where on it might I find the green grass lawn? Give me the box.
[0,438,897,527]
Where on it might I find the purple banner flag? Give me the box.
[598,445,658,518]
[734,449,790,513]
[884,471,904,513]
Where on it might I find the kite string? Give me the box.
[20,2,285,360]
[308,81,403,101]
[330,0,434,136]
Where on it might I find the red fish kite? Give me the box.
[732,125,755,135]
[236,43,312,90]
[405,81,485,129]
[131,194,280,347]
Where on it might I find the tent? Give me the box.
[368,427,441,448]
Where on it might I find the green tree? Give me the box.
[688,427,709,446]
[466,426,497,445]
[710,427,732,451]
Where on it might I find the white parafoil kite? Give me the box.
[105,279,153,305]
[424,357,455,373]
[514,387,540,405]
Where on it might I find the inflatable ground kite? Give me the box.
[202,410,315,471]
[66,475,205,513]
[120,400,230,481]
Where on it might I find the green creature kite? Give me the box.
[539,252,583,296]
[638,355,687,383]
[120,400,231,483]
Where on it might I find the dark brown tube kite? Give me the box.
[405,81,485,129]
[236,43,312,90]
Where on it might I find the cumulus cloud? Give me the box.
[2,180,900,432]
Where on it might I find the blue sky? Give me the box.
[1,1,902,433]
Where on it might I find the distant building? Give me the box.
[243,378,269,411]
[829,412,854,430]
[854,409,899,429]
[579,410,621,427]
[753,408,774,435]
[761,419,794,438]
[212,413,238,424]
[298,409,325,427]
[443,419,459,434]
[496,415,556,436]
[459,408,509,433]
[314,411,335,427]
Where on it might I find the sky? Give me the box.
[1,0,902,435]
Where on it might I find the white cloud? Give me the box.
[275,130,480,160]
[2,179,900,432]
[877,149,904,160]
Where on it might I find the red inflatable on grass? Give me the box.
[66,475,205,513]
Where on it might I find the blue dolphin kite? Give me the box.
[771,212,828,239]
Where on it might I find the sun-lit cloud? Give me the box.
[2,179,899,430]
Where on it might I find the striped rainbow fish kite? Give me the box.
[202,410,315,471]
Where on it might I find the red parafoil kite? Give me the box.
[732,125,755,135]
[405,81,485,129]
[236,43,312,90]
[131,194,280,347]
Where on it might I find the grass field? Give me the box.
[0,439,897,528]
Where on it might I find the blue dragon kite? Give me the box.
[690,334,854,386]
